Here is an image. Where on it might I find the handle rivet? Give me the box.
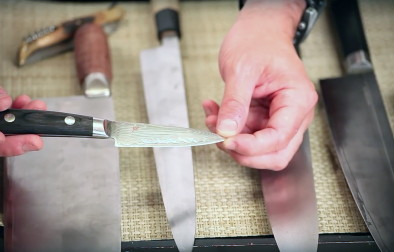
[298,22,306,30]
[4,113,15,123]
[65,116,75,125]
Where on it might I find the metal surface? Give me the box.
[258,43,319,252]
[64,115,76,125]
[260,131,319,252]
[4,95,121,252]
[83,72,111,98]
[344,50,373,74]
[21,38,74,66]
[4,113,15,123]
[140,34,196,252]
[319,71,394,252]
[108,120,223,148]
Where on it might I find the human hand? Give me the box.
[202,0,318,170]
[0,86,46,157]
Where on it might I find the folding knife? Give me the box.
[16,4,125,67]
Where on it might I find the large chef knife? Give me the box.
[319,1,394,251]
[4,22,122,252]
[236,2,321,251]
[258,53,319,252]
[139,0,196,251]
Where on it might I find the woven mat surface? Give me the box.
[2,0,392,241]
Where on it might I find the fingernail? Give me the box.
[224,140,236,151]
[217,119,238,136]
[203,107,211,116]
[22,143,39,152]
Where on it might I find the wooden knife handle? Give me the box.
[16,6,124,67]
[0,109,93,137]
[74,23,112,85]
[151,0,181,40]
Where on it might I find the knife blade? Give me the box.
[15,3,125,67]
[139,0,196,251]
[319,0,394,251]
[260,131,319,252]
[259,48,319,252]
[0,109,224,148]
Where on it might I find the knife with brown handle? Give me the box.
[74,22,112,98]
[16,4,124,67]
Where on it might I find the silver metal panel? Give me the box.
[260,131,319,252]
[140,35,195,252]
[4,95,121,252]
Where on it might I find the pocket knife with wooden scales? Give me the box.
[15,3,125,67]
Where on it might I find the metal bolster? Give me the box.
[93,118,110,138]
[83,72,111,98]
[345,50,373,74]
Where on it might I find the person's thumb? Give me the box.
[216,61,258,138]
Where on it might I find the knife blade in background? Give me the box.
[319,1,394,251]
[258,44,319,252]
[3,22,122,252]
[16,3,125,67]
[139,0,196,251]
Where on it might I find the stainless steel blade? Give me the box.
[260,130,319,252]
[140,34,196,252]
[108,120,223,148]
[320,72,394,252]
[22,38,74,66]
[4,95,121,252]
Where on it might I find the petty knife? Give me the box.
[0,109,224,148]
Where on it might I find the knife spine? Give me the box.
[330,0,373,74]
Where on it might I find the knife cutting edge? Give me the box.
[0,109,224,148]
[319,0,394,251]
[139,0,196,251]
[15,3,125,67]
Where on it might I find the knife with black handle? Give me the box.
[0,109,224,148]
[319,1,394,252]
[330,0,373,74]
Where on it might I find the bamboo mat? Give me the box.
[2,0,393,242]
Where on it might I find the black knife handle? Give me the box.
[0,109,93,136]
[152,0,181,40]
[330,0,370,58]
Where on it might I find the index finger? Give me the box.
[223,88,317,155]
[0,86,12,111]
[263,88,316,151]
